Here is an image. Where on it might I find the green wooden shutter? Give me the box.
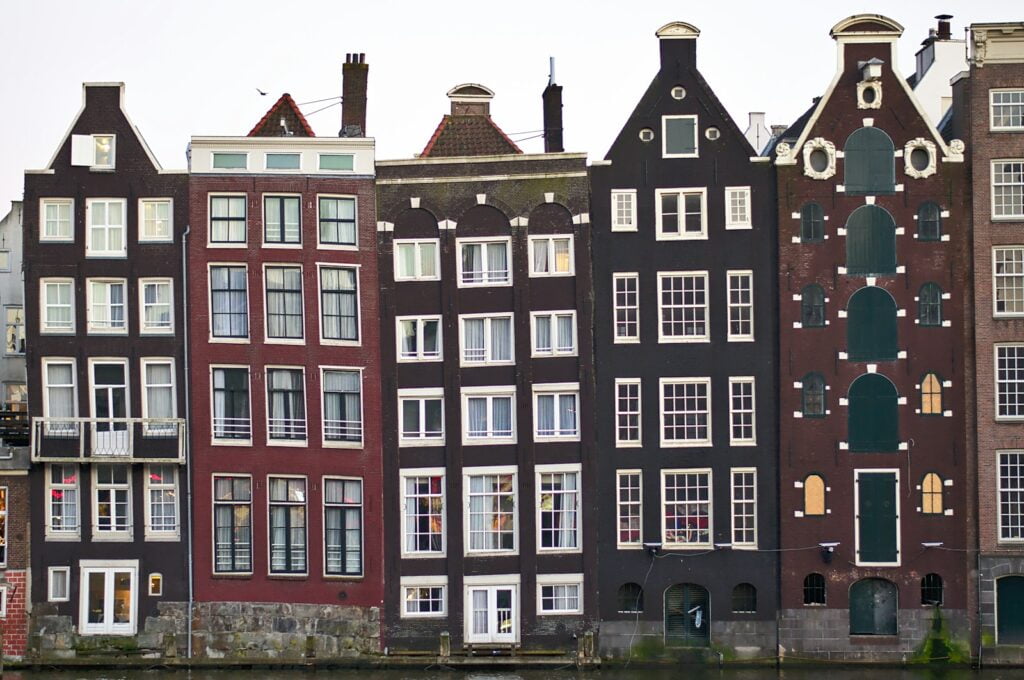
[846,205,897,275]
[844,127,895,195]
[847,287,898,360]
[850,579,898,635]
[849,374,899,452]
[999,577,1024,644]
[664,584,710,647]
[857,473,898,563]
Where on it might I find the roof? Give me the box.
[248,93,316,137]
[769,100,817,154]
[420,114,522,158]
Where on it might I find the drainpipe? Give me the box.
[977,551,983,668]
[181,221,193,660]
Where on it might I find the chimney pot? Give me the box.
[340,53,369,137]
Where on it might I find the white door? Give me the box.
[92,363,128,454]
[466,585,517,644]
[79,565,137,635]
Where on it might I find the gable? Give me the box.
[248,93,315,137]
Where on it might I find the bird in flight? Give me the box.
[256,88,268,96]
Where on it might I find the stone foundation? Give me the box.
[978,555,1024,664]
[598,619,776,661]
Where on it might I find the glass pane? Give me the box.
[266,153,301,170]
[113,571,132,623]
[87,572,106,624]
[320,154,354,171]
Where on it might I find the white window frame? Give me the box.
[655,188,708,240]
[85,198,127,257]
[265,152,301,171]
[262,263,305,344]
[462,386,517,445]
[993,160,1024,220]
[463,465,518,556]
[616,469,643,549]
[657,271,709,343]
[207,193,248,247]
[535,463,582,553]
[528,235,575,277]
[77,559,138,636]
[727,270,754,342]
[660,468,713,549]
[261,192,303,247]
[853,468,901,567]
[459,313,515,366]
[138,278,174,335]
[398,388,445,446]
[138,198,173,243]
[991,89,1024,131]
[536,573,584,615]
[40,278,75,334]
[71,133,116,169]
[210,151,249,171]
[396,316,443,362]
[320,366,364,448]
[316,194,359,250]
[728,376,756,446]
[661,114,699,158]
[456,236,512,288]
[316,263,361,346]
[46,463,80,540]
[994,246,1024,318]
[42,357,78,438]
[730,467,757,549]
[40,198,74,242]
[86,278,128,335]
[149,573,163,596]
[207,262,249,343]
[659,377,712,447]
[532,383,580,442]
[393,238,441,281]
[463,576,521,645]
[48,566,71,602]
[144,463,180,541]
[91,463,132,541]
[615,378,642,447]
[399,575,448,618]
[999,450,1024,543]
[140,357,177,435]
[209,365,252,445]
[611,189,638,232]
[613,272,640,343]
[400,467,446,557]
[264,365,307,446]
[996,344,1024,421]
[725,186,753,229]
[530,310,577,358]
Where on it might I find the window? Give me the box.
[800,285,826,327]
[997,345,1024,420]
[141,359,175,434]
[399,389,444,444]
[995,247,1024,316]
[660,378,711,446]
[401,578,446,617]
[394,239,440,281]
[4,307,24,354]
[397,317,441,361]
[846,205,897,275]
[212,367,250,441]
[317,196,356,246]
[149,573,163,596]
[87,279,126,333]
[611,190,637,231]
[209,265,248,338]
[803,475,826,516]
[83,134,115,169]
[93,464,131,536]
[529,236,574,276]
[48,567,71,602]
[662,115,698,157]
[268,477,306,574]
[86,199,126,256]
[617,583,644,613]
[917,202,941,241]
[921,373,942,415]
[78,562,137,636]
[802,373,826,417]
[725,187,752,229]
[458,238,511,286]
[90,361,128,454]
[613,273,639,342]
[848,374,899,452]
[4,383,25,413]
[918,283,943,326]
[265,153,300,170]
[656,188,707,239]
[731,469,757,547]
[209,195,247,244]
[1000,452,1024,541]
[401,470,445,554]
[319,154,354,171]
[324,478,362,576]
[727,271,754,341]
[800,202,824,242]
[992,90,1024,130]
[537,466,580,551]
[993,161,1024,219]
[212,152,247,170]
[855,471,899,565]
[538,575,583,614]
[844,127,895,195]
[465,469,516,553]
[534,385,579,440]
[266,368,306,442]
[617,471,642,547]
[803,573,826,605]
[265,266,303,340]
[41,198,73,241]
[145,464,178,537]
[531,311,576,357]
[615,379,642,446]
[213,475,252,573]
[460,314,513,365]
[732,583,757,613]
[140,279,173,334]
[662,469,711,547]
[658,271,708,342]
[463,388,515,443]
[322,369,362,444]
[47,464,79,535]
[921,573,943,605]
[728,377,756,445]
[847,287,898,360]
[263,195,300,245]
[319,266,359,342]
[43,360,77,435]
[922,472,943,514]
[139,199,172,242]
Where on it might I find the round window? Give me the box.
[671,86,686,100]
[862,86,877,104]
[910,147,930,172]
[705,127,721,141]
[808,148,829,173]
[639,128,655,143]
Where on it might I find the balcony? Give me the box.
[31,417,186,463]
[324,418,362,443]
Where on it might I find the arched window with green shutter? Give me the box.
[917,202,941,241]
[847,287,898,360]
[846,205,897,275]
[844,127,895,195]
[801,285,826,327]
[801,202,824,242]
[848,373,899,452]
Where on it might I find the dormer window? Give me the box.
[71,134,116,170]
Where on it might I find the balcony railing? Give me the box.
[31,417,186,463]
[0,407,29,446]
[267,417,306,442]
[323,418,362,443]
[212,416,252,441]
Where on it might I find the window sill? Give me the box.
[266,439,309,448]
[655,234,709,242]
[463,438,517,446]
[85,254,128,259]
[91,534,134,542]
[144,533,181,542]
[399,439,446,448]
[323,574,365,580]
[657,337,710,344]
[211,572,253,579]
[317,243,359,251]
[138,238,174,245]
[208,337,250,344]
[320,338,362,347]
[45,533,81,542]
[263,338,306,345]
[457,282,513,289]
[40,330,77,336]
[140,330,175,336]
[397,357,444,363]
[528,272,576,279]
[211,439,254,447]
[400,552,447,560]
[261,243,303,249]
[206,243,249,249]
[39,238,75,244]
[267,573,309,579]
[395,277,442,283]
[660,440,713,448]
[321,440,364,449]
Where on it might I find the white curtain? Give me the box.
[559,394,577,435]
[464,319,484,360]
[400,320,417,357]
[533,240,549,273]
[463,243,482,281]
[535,316,551,351]
[284,197,300,242]
[492,397,512,436]
[47,283,72,327]
[420,242,437,278]
[472,590,489,634]
[145,363,173,419]
[468,398,487,436]
[537,395,554,435]
[324,370,360,439]
[491,318,510,361]
[561,473,578,547]
[47,364,75,434]
[109,283,125,327]
[487,243,507,281]
[557,315,573,352]
[398,244,416,277]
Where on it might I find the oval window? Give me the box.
[809,148,829,173]
[862,86,877,104]
[910,147,930,172]
[705,127,721,141]
[639,128,655,143]
[671,86,686,100]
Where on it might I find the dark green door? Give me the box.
[844,127,895,195]
[998,576,1024,644]
[846,205,897,275]
[848,374,899,452]
[847,287,897,360]
[857,472,898,563]
[665,584,710,647]
[850,578,898,635]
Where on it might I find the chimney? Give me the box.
[936,14,952,41]
[542,57,564,153]
[656,22,700,72]
[340,53,368,137]
[743,112,770,154]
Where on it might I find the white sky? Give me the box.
[0,0,1015,212]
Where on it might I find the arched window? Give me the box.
[850,579,898,635]
[922,473,944,514]
[803,573,826,605]
[845,205,897,275]
[801,202,824,242]
[921,373,942,415]
[802,373,826,417]
[848,373,899,452]
[617,582,644,613]
[732,583,757,613]
[921,573,944,605]
[801,285,826,327]
[844,127,896,195]
[917,202,941,241]
[804,474,825,516]
[847,287,898,360]
[918,283,943,326]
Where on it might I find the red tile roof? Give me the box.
[248,93,316,137]
[420,114,522,157]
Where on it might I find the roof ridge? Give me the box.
[420,115,451,157]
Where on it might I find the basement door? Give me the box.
[998,576,1024,644]
[664,583,710,647]
[465,584,518,645]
